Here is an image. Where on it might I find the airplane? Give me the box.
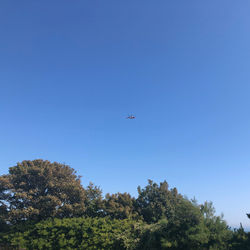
[126,114,136,119]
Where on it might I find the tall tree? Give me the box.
[0,160,86,224]
[136,180,182,223]
[84,182,104,217]
[104,192,139,219]
[200,201,232,249]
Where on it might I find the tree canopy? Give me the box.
[0,160,86,224]
[0,159,249,250]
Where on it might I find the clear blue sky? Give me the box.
[1,0,250,228]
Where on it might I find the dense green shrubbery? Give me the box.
[1,160,250,249]
[0,216,247,250]
[0,217,144,250]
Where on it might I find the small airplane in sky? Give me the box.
[126,114,136,119]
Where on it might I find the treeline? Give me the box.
[0,160,249,249]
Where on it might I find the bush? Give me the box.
[0,217,144,250]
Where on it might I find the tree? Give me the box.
[84,182,104,217]
[0,177,9,232]
[138,200,210,250]
[0,159,86,224]
[135,180,182,223]
[230,223,250,250]
[200,201,232,249]
[104,192,139,220]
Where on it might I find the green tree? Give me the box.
[138,200,210,250]
[200,201,232,249]
[136,180,182,223]
[104,192,139,219]
[230,223,250,250]
[0,160,86,224]
[84,182,104,217]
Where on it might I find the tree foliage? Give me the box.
[84,182,104,217]
[0,217,144,250]
[200,201,232,249]
[0,159,249,249]
[104,192,139,220]
[136,180,182,223]
[230,224,250,250]
[0,160,86,224]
